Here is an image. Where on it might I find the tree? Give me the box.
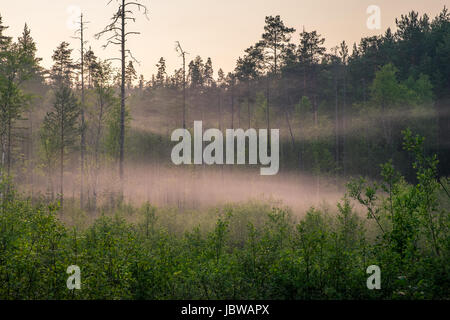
[297,30,326,66]
[155,57,166,87]
[17,23,41,72]
[260,15,296,74]
[297,29,326,125]
[226,72,236,129]
[0,20,38,180]
[188,56,204,89]
[235,45,264,128]
[51,42,76,87]
[217,68,226,130]
[91,60,117,208]
[0,13,11,51]
[138,74,145,90]
[45,41,79,209]
[17,23,42,197]
[74,13,88,209]
[330,46,341,171]
[370,63,406,149]
[260,16,295,131]
[39,113,59,201]
[41,86,79,210]
[125,60,137,90]
[175,41,188,129]
[339,40,349,174]
[96,0,149,199]
[84,48,98,89]
[204,57,214,87]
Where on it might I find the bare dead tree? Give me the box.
[175,41,188,129]
[95,0,149,199]
[73,13,89,209]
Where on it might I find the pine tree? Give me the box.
[51,42,75,87]
[84,47,98,88]
[260,15,296,74]
[235,45,264,128]
[44,42,79,210]
[138,74,145,90]
[17,23,42,198]
[125,60,137,90]
[0,13,11,51]
[297,29,326,125]
[259,16,295,130]
[91,60,117,208]
[0,19,39,179]
[41,86,79,209]
[188,56,204,88]
[156,57,166,87]
[226,72,236,129]
[18,24,41,67]
[204,57,214,87]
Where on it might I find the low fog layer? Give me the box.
[31,164,346,215]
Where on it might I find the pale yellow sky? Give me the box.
[1,0,448,79]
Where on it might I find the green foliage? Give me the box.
[254,91,268,126]
[104,102,130,159]
[43,86,80,152]
[347,129,449,298]
[295,96,312,117]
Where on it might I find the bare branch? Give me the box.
[175,41,189,57]
[105,57,122,62]
[125,49,140,64]
[125,31,141,36]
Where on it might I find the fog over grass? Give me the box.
[30,163,346,215]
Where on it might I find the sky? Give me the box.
[1,0,448,80]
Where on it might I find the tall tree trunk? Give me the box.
[342,66,347,176]
[363,77,370,176]
[285,83,295,148]
[218,90,222,131]
[60,108,65,211]
[182,53,186,129]
[285,106,295,148]
[247,81,251,129]
[80,13,86,209]
[231,85,234,129]
[93,90,105,210]
[437,97,450,176]
[6,115,11,177]
[266,76,270,131]
[29,116,34,201]
[335,74,339,170]
[238,97,241,128]
[119,0,126,200]
[313,95,318,127]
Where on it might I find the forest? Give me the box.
[0,2,449,300]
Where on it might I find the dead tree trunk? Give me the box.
[79,13,86,209]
